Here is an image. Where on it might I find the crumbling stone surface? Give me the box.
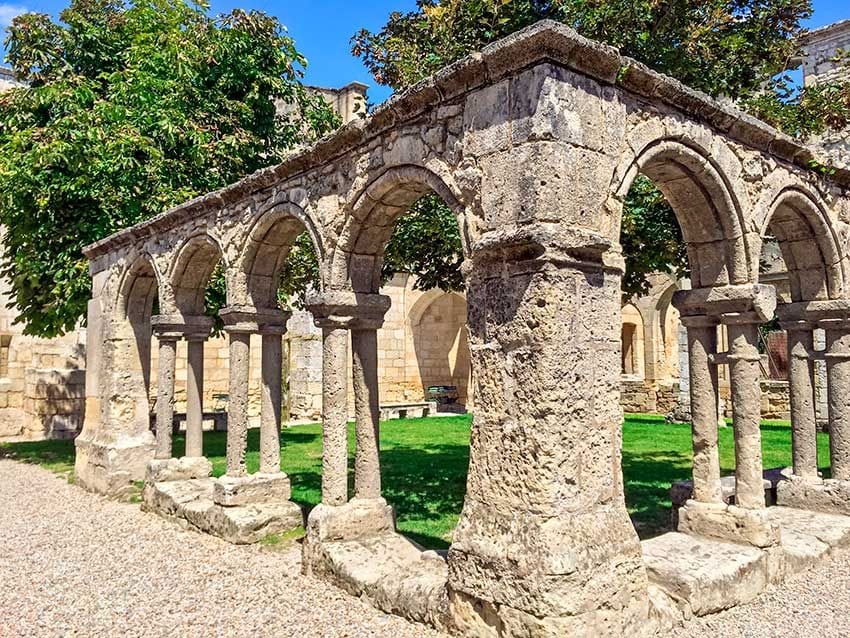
[143,478,303,545]
[77,19,850,638]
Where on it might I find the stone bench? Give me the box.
[670,467,790,527]
[150,412,228,433]
[379,402,438,420]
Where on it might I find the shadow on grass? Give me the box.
[0,439,76,476]
[622,447,692,539]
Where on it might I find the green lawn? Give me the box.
[0,414,831,548]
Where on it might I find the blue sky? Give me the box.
[1,0,847,104]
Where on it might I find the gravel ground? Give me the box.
[4,458,850,638]
[0,460,442,638]
[670,549,850,638]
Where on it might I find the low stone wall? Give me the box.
[23,368,86,440]
[621,379,681,416]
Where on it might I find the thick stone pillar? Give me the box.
[444,241,652,637]
[785,321,818,479]
[679,315,722,503]
[259,314,291,475]
[723,312,767,509]
[823,319,850,480]
[151,318,180,461]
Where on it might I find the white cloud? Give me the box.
[0,4,28,29]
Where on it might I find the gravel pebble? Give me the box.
[671,550,850,638]
[0,460,442,638]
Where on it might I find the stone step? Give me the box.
[143,478,303,544]
[317,532,449,626]
[767,506,850,574]
[641,532,769,617]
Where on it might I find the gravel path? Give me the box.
[4,458,850,638]
[0,460,442,638]
[670,548,850,638]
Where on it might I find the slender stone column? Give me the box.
[723,312,767,509]
[151,318,180,461]
[306,292,391,507]
[319,322,350,505]
[218,310,253,478]
[785,321,819,479]
[259,322,288,475]
[185,336,206,459]
[823,319,850,480]
[351,327,382,499]
[680,315,723,503]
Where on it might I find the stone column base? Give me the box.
[145,457,213,483]
[678,500,780,548]
[777,476,850,516]
[302,498,396,576]
[74,432,155,499]
[213,472,292,507]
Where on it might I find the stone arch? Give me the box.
[621,303,645,378]
[170,233,225,316]
[332,164,467,293]
[756,186,845,301]
[408,289,471,406]
[611,137,750,289]
[114,252,162,434]
[235,203,324,309]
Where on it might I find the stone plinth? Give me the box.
[303,498,396,547]
[145,457,212,483]
[677,500,780,548]
[777,476,850,516]
[213,472,292,507]
[143,478,303,544]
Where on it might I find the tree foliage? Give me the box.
[352,0,834,297]
[0,0,338,336]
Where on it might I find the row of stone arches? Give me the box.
[76,22,850,634]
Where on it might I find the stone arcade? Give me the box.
[76,21,850,638]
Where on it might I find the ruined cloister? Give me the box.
[75,21,850,637]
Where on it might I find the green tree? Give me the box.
[0,0,338,336]
[351,0,848,297]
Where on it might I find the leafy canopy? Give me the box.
[0,0,338,336]
[352,0,824,297]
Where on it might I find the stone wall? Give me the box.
[800,20,850,167]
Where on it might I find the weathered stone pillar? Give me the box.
[723,312,768,509]
[259,313,291,475]
[679,315,723,503]
[151,317,180,461]
[777,302,850,515]
[302,292,396,579]
[823,319,850,480]
[185,335,206,459]
[673,285,779,548]
[306,292,391,506]
[220,308,253,478]
[781,317,819,480]
[318,322,350,505]
[351,321,386,500]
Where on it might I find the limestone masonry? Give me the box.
[69,20,850,637]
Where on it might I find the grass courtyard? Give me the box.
[0,414,831,549]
